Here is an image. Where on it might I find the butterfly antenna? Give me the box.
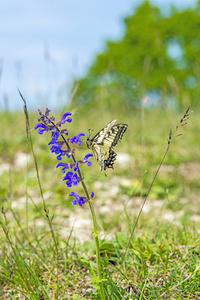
[88,129,93,138]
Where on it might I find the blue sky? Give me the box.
[0,0,197,110]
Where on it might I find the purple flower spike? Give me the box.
[61,112,72,124]
[69,192,86,206]
[63,171,80,187]
[34,108,93,208]
[34,123,48,134]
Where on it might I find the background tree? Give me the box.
[72,0,200,109]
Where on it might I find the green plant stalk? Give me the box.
[88,199,105,300]
[71,157,105,300]
[123,105,191,261]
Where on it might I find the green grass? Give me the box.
[0,103,200,299]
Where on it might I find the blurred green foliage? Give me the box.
[72,0,200,109]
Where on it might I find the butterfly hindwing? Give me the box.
[102,123,128,148]
[87,120,128,171]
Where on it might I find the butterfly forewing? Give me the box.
[86,120,128,171]
[90,120,117,144]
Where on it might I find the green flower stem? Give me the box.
[88,199,105,300]
[66,145,105,299]
[75,164,106,300]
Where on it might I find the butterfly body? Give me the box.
[86,120,128,171]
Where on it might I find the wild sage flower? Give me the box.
[34,108,94,206]
[56,162,73,173]
[70,132,85,146]
[74,160,79,171]
[61,112,72,124]
[82,153,93,166]
[34,123,48,134]
[63,171,80,187]
[69,191,94,206]
[69,192,86,206]
[48,129,60,145]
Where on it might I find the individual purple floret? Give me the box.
[74,160,79,171]
[82,153,93,166]
[48,129,60,145]
[56,162,72,173]
[34,123,48,134]
[61,112,72,124]
[69,190,94,206]
[50,143,63,160]
[69,192,86,206]
[70,132,85,146]
[63,171,80,187]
